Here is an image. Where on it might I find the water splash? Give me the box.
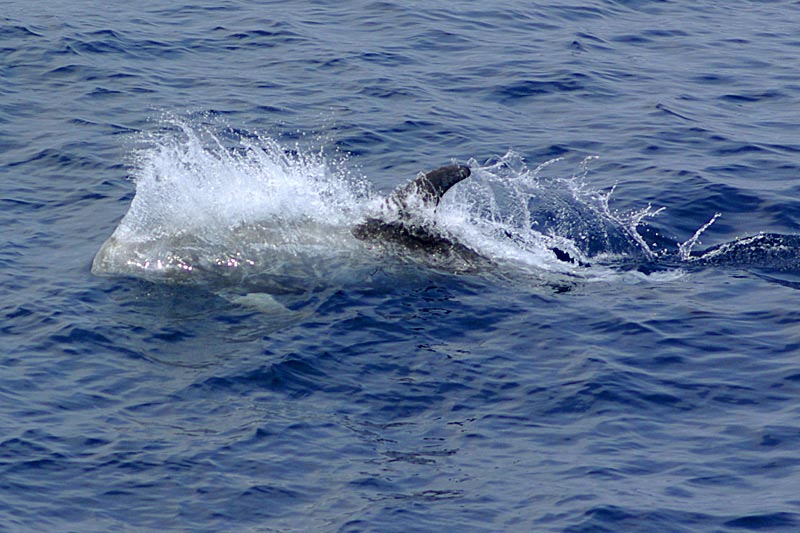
[438,151,663,270]
[678,212,721,260]
[95,123,675,288]
[93,117,372,283]
[117,116,367,243]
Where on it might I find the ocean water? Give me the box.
[3,1,800,531]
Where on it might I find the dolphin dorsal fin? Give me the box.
[389,164,471,210]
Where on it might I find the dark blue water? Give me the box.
[3,2,800,531]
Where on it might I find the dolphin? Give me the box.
[92,159,800,286]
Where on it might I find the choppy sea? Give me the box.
[3,1,800,531]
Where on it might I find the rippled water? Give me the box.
[3,2,800,531]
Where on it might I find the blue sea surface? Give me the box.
[3,1,800,531]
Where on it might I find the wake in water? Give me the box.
[93,119,800,295]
